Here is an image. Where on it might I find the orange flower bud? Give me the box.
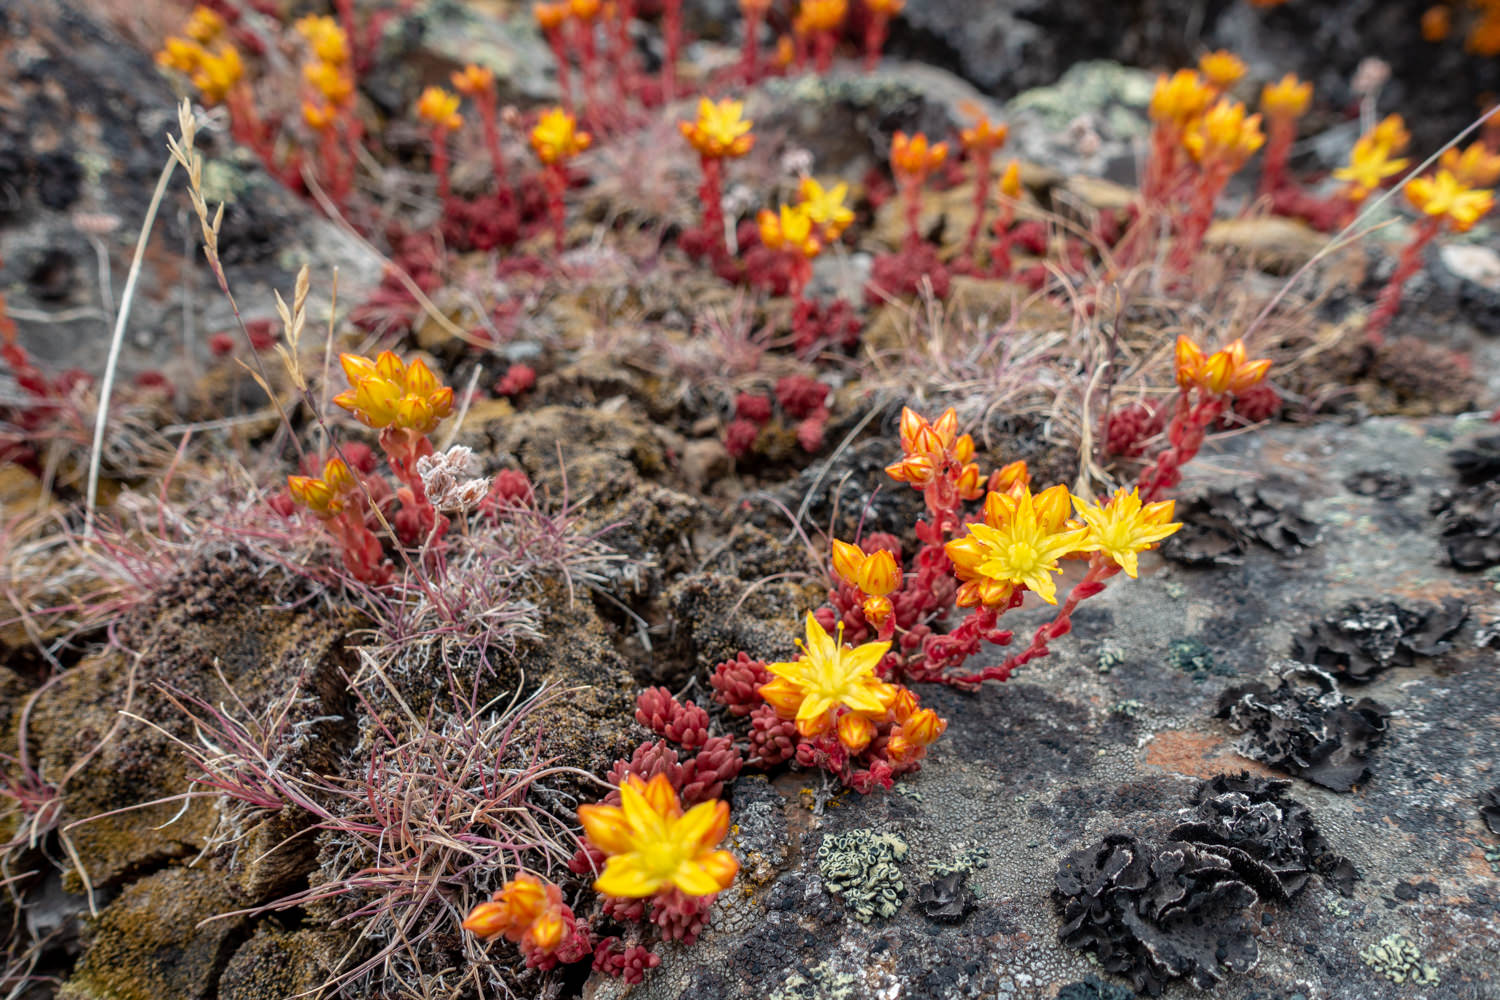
[533,1,569,31]
[416,87,462,131]
[322,456,355,493]
[1422,5,1451,43]
[451,64,495,97]
[888,686,919,724]
[861,595,893,626]
[998,159,1023,199]
[990,459,1029,495]
[836,711,876,753]
[831,539,866,585]
[960,115,1009,154]
[461,900,512,938]
[1174,335,1208,390]
[860,548,901,596]
[900,707,946,748]
[891,131,949,179]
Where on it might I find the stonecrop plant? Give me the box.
[19,0,1488,993]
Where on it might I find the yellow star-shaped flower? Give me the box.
[760,613,896,743]
[577,774,739,899]
[1071,488,1181,578]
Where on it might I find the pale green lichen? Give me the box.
[768,957,896,1000]
[1096,643,1124,674]
[817,829,908,923]
[1167,638,1215,680]
[1359,933,1440,986]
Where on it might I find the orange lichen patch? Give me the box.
[1143,729,1277,780]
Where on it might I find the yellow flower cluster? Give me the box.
[760,614,945,756]
[960,115,1009,155]
[1197,50,1246,91]
[1174,335,1273,395]
[757,204,822,259]
[577,774,739,898]
[831,540,900,625]
[891,131,949,181]
[530,108,592,165]
[1332,114,1410,202]
[1181,97,1264,171]
[946,484,1181,607]
[294,15,353,132]
[885,407,983,497]
[156,8,243,106]
[287,456,357,519]
[1260,73,1312,121]
[333,351,454,435]
[462,874,571,952]
[1406,169,1495,233]
[1149,69,1214,130]
[416,86,463,132]
[796,0,849,33]
[679,98,755,160]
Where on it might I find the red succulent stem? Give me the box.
[317,124,347,210]
[378,427,448,551]
[788,252,813,302]
[741,6,764,82]
[698,155,727,264]
[962,150,993,271]
[1142,124,1178,205]
[1170,162,1231,273]
[1364,216,1441,345]
[543,162,569,252]
[330,509,389,585]
[226,84,271,165]
[662,0,683,100]
[546,28,574,111]
[576,18,602,133]
[1258,117,1296,200]
[900,175,923,250]
[611,0,638,100]
[814,29,837,73]
[949,554,1117,686]
[862,12,889,71]
[1137,390,1226,502]
[430,125,453,206]
[914,601,1016,684]
[476,91,511,192]
[334,0,359,70]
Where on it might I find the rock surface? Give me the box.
[595,414,1500,1000]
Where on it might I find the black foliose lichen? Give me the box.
[1290,598,1467,683]
[1168,773,1359,898]
[1430,480,1500,570]
[1449,433,1500,486]
[1159,479,1319,567]
[1054,774,1356,996]
[914,870,974,924]
[1480,786,1500,837]
[1215,663,1390,792]
[1054,834,1260,995]
[1343,468,1412,500]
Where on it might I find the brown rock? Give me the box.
[58,867,248,1000]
